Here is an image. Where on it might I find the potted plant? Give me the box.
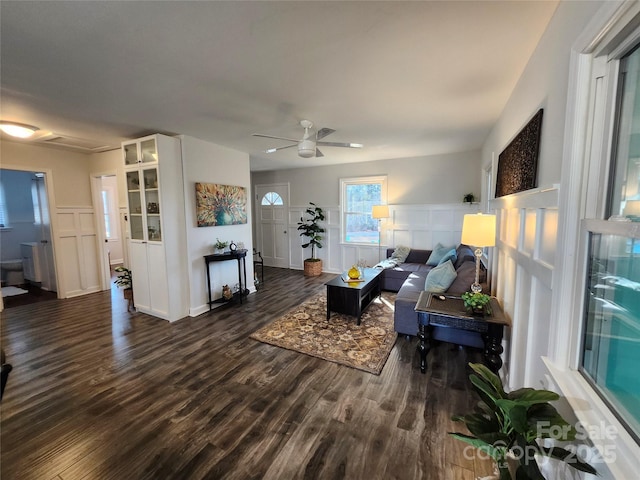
[297,202,325,276]
[214,238,229,254]
[450,363,597,480]
[462,291,492,316]
[113,266,134,309]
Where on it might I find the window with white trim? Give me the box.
[340,176,387,244]
[578,42,640,444]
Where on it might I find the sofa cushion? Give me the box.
[447,261,488,294]
[424,260,457,293]
[391,245,411,263]
[426,243,456,266]
[437,248,458,266]
[454,244,476,269]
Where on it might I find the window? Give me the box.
[340,176,387,244]
[608,45,640,218]
[0,182,8,228]
[580,225,640,443]
[578,43,640,444]
[261,191,283,206]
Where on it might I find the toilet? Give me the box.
[0,259,24,287]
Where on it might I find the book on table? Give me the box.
[341,275,365,283]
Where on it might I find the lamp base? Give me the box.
[471,247,483,293]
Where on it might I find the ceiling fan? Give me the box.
[253,120,363,158]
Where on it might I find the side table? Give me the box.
[204,249,249,309]
[414,292,509,374]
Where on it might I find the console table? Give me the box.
[414,292,509,374]
[204,249,249,310]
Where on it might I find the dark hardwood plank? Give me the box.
[1,267,486,479]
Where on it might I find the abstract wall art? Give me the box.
[495,108,543,198]
[195,183,247,227]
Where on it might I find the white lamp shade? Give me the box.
[461,213,496,247]
[372,205,389,219]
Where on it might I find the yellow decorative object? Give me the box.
[348,265,360,279]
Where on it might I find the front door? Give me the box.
[255,183,289,268]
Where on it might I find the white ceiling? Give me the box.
[0,1,558,171]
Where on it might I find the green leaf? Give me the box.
[507,388,559,404]
[449,433,505,461]
[538,446,598,475]
[495,400,528,434]
[469,363,506,398]
[470,374,501,406]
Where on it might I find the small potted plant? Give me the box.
[113,266,134,309]
[461,291,492,316]
[450,363,597,480]
[297,202,325,276]
[214,238,229,254]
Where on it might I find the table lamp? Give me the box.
[460,213,496,293]
[372,205,390,261]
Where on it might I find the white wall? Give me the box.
[252,150,482,271]
[252,150,481,207]
[482,1,617,478]
[482,0,603,388]
[180,136,254,317]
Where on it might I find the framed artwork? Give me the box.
[195,183,247,227]
[495,109,543,198]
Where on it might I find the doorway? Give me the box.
[0,168,58,308]
[91,173,126,290]
[255,183,290,268]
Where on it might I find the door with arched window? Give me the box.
[255,183,290,268]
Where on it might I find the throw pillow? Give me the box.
[391,245,411,263]
[424,260,457,293]
[437,248,458,266]
[426,243,455,266]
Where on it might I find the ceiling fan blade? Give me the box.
[316,128,335,140]
[316,141,363,149]
[265,143,297,153]
[315,148,324,157]
[253,133,299,142]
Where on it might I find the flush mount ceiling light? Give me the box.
[0,121,39,138]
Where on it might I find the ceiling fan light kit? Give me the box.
[254,120,363,159]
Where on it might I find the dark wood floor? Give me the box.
[1,267,492,480]
[2,283,58,309]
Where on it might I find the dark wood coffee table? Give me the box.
[325,268,382,325]
[414,291,509,374]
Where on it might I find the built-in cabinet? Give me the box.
[123,134,188,321]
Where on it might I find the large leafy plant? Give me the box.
[297,202,325,261]
[450,363,597,480]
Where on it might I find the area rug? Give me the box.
[250,292,397,375]
[1,286,28,298]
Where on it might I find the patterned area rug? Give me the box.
[250,292,397,375]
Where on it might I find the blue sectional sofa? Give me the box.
[379,244,486,347]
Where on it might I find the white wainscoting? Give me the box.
[490,185,559,390]
[54,207,101,298]
[288,203,480,274]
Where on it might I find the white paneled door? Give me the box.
[255,183,290,268]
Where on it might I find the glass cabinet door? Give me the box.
[123,142,139,166]
[140,138,157,164]
[143,167,161,242]
[126,171,144,240]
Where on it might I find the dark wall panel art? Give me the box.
[495,109,543,198]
